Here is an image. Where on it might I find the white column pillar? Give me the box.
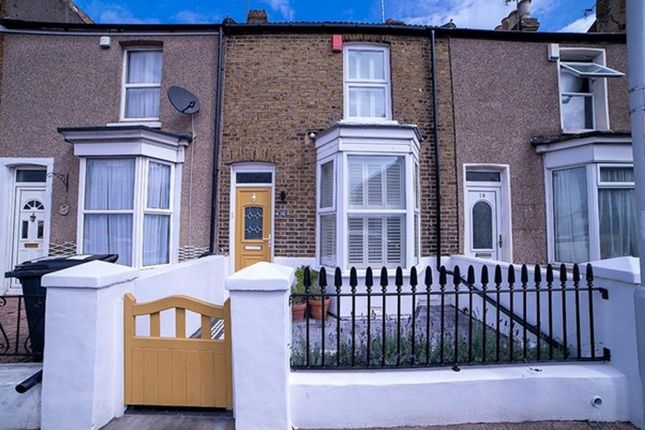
[226,262,295,430]
[40,261,138,430]
[627,0,645,425]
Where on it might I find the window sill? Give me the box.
[339,118,399,126]
[561,128,602,135]
[107,121,162,129]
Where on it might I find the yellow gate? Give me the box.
[124,294,232,409]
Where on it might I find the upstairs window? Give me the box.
[122,49,163,121]
[344,44,391,121]
[557,48,623,132]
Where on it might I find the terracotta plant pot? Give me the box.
[309,298,331,320]
[292,302,306,322]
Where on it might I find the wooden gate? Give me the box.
[124,294,232,409]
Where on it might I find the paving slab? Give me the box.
[101,409,234,430]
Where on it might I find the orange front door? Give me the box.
[235,187,272,271]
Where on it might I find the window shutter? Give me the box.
[349,158,364,207]
[349,50,385,81]
[367,160,383,206]
[320,214,336,266]
[320,161,334,208]
[367,217,383,264]
[386,216,404,265]
[349,87,386,118]
[348,217,364,265]
[386,158,403,208]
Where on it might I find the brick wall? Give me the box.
[219,32,459,258]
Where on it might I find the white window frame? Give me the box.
[545,161,635,264]
[77,156,177,268]
[345,154,407,269]
[557,48,616,133]
[120,47,163,126]
[316,151,418,271]
[318,157,337,267]
[228,163,275,274]
[462,164,513,262]
[343,43,392,122]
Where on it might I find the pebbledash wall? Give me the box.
[0,28,218,260]
[448,35,629,264]
[217,28,460,260]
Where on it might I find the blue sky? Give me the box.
[74,0,598,32]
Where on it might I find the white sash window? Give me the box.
[344,44,391,121]
[122,49,163,121]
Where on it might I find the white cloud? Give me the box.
[390,0,552,30]
[558,12,595,33]
[260,0,294,21]
[391,0,512,29]
[172,10,221,24]
[85,1,159,23]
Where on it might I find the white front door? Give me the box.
[466,188,502,260]
[12,187,48,270]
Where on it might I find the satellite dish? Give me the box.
[167,86,200,115]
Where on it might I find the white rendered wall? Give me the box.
[290,364,628,429]
[226,262,295,430]
[592,257,644,428]
[39,256,229,430]
[0,364,42,430]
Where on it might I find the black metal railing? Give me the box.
[290,263,609,370]
[0,295,45,361]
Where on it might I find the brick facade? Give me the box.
[218,31,460,259]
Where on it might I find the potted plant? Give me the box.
[291,267,308,322]
[305,270,330,320]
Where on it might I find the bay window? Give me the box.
[81,157,175,267]
[60,126,189,268]
[344,44,391,121]
[549,163,638,264]
[315,123,420,270]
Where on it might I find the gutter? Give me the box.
[430,30,442,270]
[0,18,627,44]
[209,27,225,254]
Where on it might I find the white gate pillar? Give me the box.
[40,261,138,430]
[226,262,294,430]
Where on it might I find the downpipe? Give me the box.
[626,0,645,426]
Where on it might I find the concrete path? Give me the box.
[101,409,234,430]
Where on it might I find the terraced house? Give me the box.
[0,0,631,294]
[3,2,645,430]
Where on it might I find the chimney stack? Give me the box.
[247,9,268,24]
[594,0,625,32]
[495,0,539,32]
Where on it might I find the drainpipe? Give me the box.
[626,0,645,422]
[430,29,442,269]
[209,26,225,254]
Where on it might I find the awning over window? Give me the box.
[560,62,624,78]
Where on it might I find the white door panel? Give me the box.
[11,188,47,286]
[466,188,502,260]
